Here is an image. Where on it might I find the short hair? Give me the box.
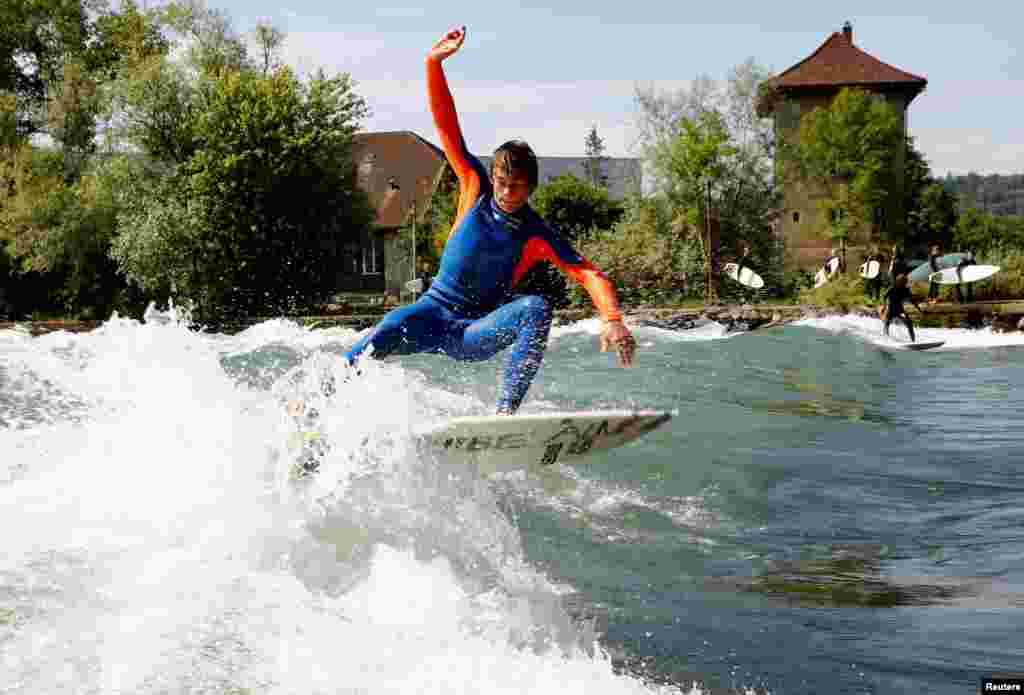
[491,140,538,191]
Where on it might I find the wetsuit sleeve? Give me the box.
[426,57,483,235]
[513,227,623,322]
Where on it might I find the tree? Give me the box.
[583,124,606,188]
[111,66,376,324]
[531,173,621,239]
[787,88,904,269]
[654,110,735,300]
[254,22,284,76]
[632,60,781,300]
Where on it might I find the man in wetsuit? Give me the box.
[889,244,910,282]
[882,273,925,342]
[330,26,634,415]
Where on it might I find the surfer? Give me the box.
[889,245,910,282]
[954,251,977,304]
[307,26,634,416]
[882,274,925,342]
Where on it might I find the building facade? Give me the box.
[756,22,927,270]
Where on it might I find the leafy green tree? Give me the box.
[787,87,904,267]
[653,110,735,300]
[531,173,622,239]
[567,193,698,307]
[111,66,375,324]
[633,60,781,300]
[254,22,285,76]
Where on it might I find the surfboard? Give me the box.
[859,260,880,279]
[405,278,424,293]
[908,253,969,283]
[897,341,945,351]
[415,410,674,470]
[928,264,999,285]
[286,410,674,480]
[814,258,840,288]
[722,262,765,289]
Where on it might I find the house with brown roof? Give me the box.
[756,21,927,270]
[341,131,451,298]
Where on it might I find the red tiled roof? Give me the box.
[766,28,927,92]
[351,131,449,229]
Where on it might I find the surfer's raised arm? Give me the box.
[426,26,480,221]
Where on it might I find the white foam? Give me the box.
[794,313,1024,350]
[1,308,711,695]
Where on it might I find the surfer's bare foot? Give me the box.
[287,399,306,417]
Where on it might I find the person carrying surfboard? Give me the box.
[882,273,925,342]
[304,26,635,417]
[927,243,943,304]
[954,251,977,304]
[862,245,885,301]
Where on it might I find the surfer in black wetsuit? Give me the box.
[954,251,976,304]
[889,245,910,282]
[882,273,925,342]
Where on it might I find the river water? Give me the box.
[2,306,1022,694]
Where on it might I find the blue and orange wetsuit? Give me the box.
[342,56,623,413]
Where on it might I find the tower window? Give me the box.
[792,211,800,223]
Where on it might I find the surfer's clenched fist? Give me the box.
[428,25,466,62]
[600,319,636,368]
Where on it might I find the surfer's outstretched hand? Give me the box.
[600,319,636,367]
[428,25,466,62]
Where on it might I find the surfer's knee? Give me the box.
[520,295,552,325]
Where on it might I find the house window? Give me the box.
[362,233,382,275]
[872,207,883,225]
[792,211,800,223]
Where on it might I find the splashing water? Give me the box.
[1,305,712,695]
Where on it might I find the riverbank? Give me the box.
[3,300,1024,337]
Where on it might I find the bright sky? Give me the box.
[213,0,1022,176]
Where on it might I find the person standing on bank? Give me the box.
[863,244,886,301]
[954,250,977,304]
[927,243,943,304]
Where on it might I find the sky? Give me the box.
[210,0,1022,176]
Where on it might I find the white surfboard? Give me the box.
[859,260,880,279]
[814,257,841,288]
[723,262,765,289]
[405,278,424,293]
[928,264,999,285]
[415,410,673,470]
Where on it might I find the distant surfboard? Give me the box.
[859,260,880,279]
[814,257,841,288]
[928,264,1000,285]
[908,253,969,283]
[723,262,765,289]
[900,341,945,351]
